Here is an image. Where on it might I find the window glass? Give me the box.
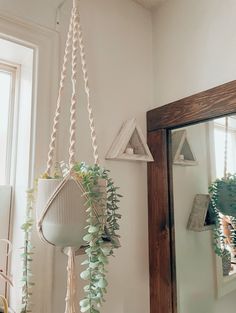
[0,70,12,185]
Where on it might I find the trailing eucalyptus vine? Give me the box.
[73,163,122,313]
[21,188,35,313]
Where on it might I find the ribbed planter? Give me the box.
[36,177,106,248]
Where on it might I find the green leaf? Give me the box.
[80,270,90,280]
[80,299,90,307]
[88,225,100,234]
[80,305,91,313]
[83,234,93,242]
[97,278,108,288]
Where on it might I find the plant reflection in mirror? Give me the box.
[209,174,236,271]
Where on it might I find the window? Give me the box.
[0,13,59,311]
[0,61,18,297]
[0,62,17,185]
[213,117,236,179]
[0,37,34,303]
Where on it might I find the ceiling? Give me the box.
[54,0,164,10]
[132,0,164,9]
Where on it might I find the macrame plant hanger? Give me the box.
[36,1,100,312]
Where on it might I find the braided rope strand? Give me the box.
[77,10,99,165]
[69,5,79,168]
[46,8,74,175]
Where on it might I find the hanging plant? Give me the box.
[73,163,121,313]
[32,0,123,312]
[21,188,35,313]
[37,162,122,313]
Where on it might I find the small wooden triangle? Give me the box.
[187,194,215,232]
[172,129,197,166]
[106,118,154,162]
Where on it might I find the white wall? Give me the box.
[0,1,153,313]
[153,0,236,105]
[153,0,236,311]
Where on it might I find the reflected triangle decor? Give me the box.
[106,118,154,162]
[187,194,215,232]
[172,129,197,166]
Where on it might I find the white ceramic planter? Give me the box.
[36,177,106,248]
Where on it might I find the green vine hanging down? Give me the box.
[73,163,122,313]
[21,188,35,313]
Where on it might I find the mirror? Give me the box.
[147,80,236,313]
[171,115,236,313]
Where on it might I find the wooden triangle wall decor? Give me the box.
[187,194,215,232]
[106,118,154,162]
[172,129,198,166]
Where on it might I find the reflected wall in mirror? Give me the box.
[172,116,236,313]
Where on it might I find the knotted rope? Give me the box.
[46,7,74,175]
[40,1,101,312]
[46,0,99,175]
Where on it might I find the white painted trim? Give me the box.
[0,12,59,313]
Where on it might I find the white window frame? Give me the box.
[0,60,20,299]
[0,61,20,186]
[0,11,59,313]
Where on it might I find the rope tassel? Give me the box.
[65,247,78,313]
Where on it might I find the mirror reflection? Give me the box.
[172,115,236,313]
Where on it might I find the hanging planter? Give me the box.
[37,175,88,247]
[34,1,122,313]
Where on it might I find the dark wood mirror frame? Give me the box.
[146,80,236,313]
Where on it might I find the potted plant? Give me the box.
[35,162,121,313]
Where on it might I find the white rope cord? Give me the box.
[224,116,229,179]
[46,8,74,175]
[69,3,79,169]
[64,247,78,313]
[77,9,99,165]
